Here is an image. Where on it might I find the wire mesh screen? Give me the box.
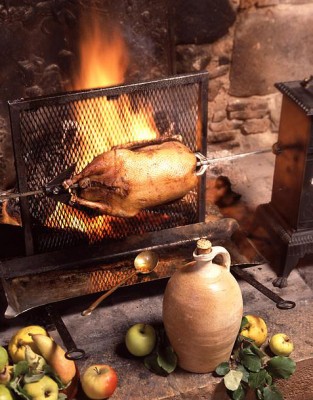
[9,72,208,255]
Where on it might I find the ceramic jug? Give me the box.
[162,239,243,373]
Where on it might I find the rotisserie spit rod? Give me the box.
[62,137,271,218]
[0,138,271,213]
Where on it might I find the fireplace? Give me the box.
[1,70,245,318]
[0,1,250,320]
[1,0,308,322]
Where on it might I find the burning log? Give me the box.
[0,197,21,226]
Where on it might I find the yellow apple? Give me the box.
[240,315,268,347]
[269,333,294,356]
[8,325,48,363]
[23,375,58,400]
[0,384,14,400]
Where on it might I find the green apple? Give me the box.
[240,315,268,347]
[125,323,156,357]
[0,384,13,400]
[0,347,8,372]
[269,333,294,356]
[23,375,59,400]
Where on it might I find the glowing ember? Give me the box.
[1,201,21,226]
[45,11,159,241]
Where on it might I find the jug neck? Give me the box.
[191,238,231,277]
[193,238,215,265]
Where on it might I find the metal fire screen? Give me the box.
[9,72,208,256]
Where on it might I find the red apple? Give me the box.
[81,364,118,399]
[0,366,11,385]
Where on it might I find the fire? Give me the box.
[46,12,159,241]
[71,12,128,91]
[1,200,21,226]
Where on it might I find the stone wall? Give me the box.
[2,0,313,190]
[176,0,313,153]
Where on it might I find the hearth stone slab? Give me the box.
[1,254,313,399]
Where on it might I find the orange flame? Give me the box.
[71,13,129,90]
[1,201,21,226]
[46,12,158,241]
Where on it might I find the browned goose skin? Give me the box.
[63,138,198,218]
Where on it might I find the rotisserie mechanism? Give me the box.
[63,136,198,218]
[162,238,243,373]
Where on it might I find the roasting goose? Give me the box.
[63,137,198,218]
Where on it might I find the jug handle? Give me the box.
[210,246,231,271]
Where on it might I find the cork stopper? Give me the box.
[196,238,212,254]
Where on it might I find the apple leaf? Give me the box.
[58,393,68,400]
[236,364,249,383]
[23,371,45,383]
[250,343,266,358]
[157,346,177,374]
[13,361,29,378]
[241,336,256,346]
[215,362,230,376]
[224,370,243,391]
[9,377,32,400]
[239,348,262,372]
[266,356,296,379]
[144,352,168,376]
[240,316,249,331]
[248,369,267,389]
[231,383,245,400]
[144,325,178,376]
[262,385,284,400]
[265,371,273,385]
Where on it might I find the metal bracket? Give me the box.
[45,304,86,361]
[231,265,296,310]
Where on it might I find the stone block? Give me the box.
[210,119,243,132]
[208,79,224,101]
[229,109,268,120]
[227,97,269,120]
[208,129,240,143]
[208,64,229,79]
[212,109,227,122]
[241,117,271,134]
[227,98,268,111]
[229,4,313,96]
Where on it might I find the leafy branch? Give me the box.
[8,360,67,400]
[215,334,296,400]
